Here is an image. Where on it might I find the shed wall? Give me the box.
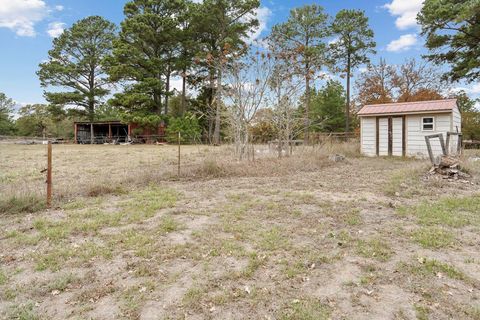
[378,118,389,156]
[406,113,451,158]
[452,106,461,132]
[361,117,376,156]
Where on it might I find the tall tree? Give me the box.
[38,16,117,122]
[310,80,346,132]
[355,58,396,106]
[193,0,259,145]
[393,58,445,102]
[15,104,52,138]
[418,0,480,82]
[109,0,186,120]
[355,58,446,106]
[0,92,15,135]
[270,4,330,143]
[329,9,376,132]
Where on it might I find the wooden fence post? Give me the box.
[177,132,181,176]
[47,141,52,208]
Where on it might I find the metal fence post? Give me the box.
[47,141,52,208]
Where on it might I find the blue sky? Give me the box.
[0,0,478,108]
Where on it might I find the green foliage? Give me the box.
[329,10,376,73]
[165,112,201,143]
[329,9,376,132]
[398,195,480,228]
[310,80,346,132]
[269,4,331,134]
[279,299,331,320]
[412,227,454,249]
[463,111,480,141]
[0,92,16,135]
[270,5,330,74]
[109,0,188,115]
[15,104,74,138]
[419,0,480,82]
[38,16,117,121]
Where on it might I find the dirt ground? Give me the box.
[1,144,479,319]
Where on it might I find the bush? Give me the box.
[165,112,201,144]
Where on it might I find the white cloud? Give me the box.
[47,21,65,37]
[383,0,423,30]
[55,5,64,11]
[452,83,480,95]
[386,34,418,52]
[245,7,272,44]
[0,0,49,36]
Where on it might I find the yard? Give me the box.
[0,143,479,319]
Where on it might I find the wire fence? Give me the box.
[0,134,360,206]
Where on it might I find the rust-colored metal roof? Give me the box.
[357,99,457,116]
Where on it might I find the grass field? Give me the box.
[1,143,480,319]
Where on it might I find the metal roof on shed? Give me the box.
[357,99,457,116]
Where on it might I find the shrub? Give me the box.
[165,112,201,144]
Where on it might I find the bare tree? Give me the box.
[223,50,274,160]
[268,62,304,158]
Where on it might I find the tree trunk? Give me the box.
[88,101,95,144]
[181,66,187,116]
[304,75,310,145]
[345,53,351,133]
[165,65,171,115]
[213,68,222,145]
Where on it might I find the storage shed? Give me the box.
[357,99,461,158]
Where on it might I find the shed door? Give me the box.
[378,118,389,156]
[392,117,404,156]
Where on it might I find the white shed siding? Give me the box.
[406,113,452,158]
[452,106,461,132]
[361,117,376,156]
[378,118,389,156]
[392,117,403,156]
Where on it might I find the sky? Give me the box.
[0,0,479,110]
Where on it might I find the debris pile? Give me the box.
[427,155,470,180]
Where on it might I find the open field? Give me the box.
[1,143,480,319]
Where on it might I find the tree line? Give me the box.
[0,0,479,147]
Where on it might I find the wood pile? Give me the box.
[427,155,470,180]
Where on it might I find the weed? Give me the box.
[384,168,422,197]
[158,216,180,233]
[398,195,480,228]
[356,238,392,261]
[87,184,126,197]
[182,286,206,310]
[279,299,331,320]
[0,194,45,215]
[0,268,7,285]
[412,227,455,249]
[259,227,289,251]
[121,186,179,223]
[414,304,430,320]
[47,273,77,293]
[242,252,265,278]
[404,258,466,281]
[8,302,41,320]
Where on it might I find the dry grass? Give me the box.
[0,142,359,205]
[1,143,479,319]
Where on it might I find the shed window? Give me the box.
[422,117,434,131]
